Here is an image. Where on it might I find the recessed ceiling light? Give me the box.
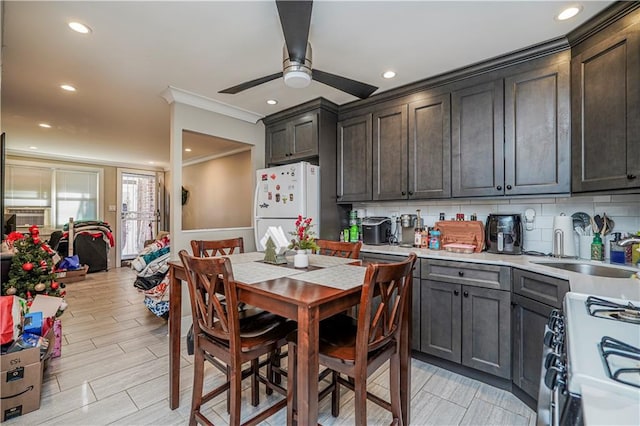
[68,22,91,34]
[266,99,278,105]
[382,71,396,79]
[60,84,76,92]
[557,6,581,21]
[38,123,52,128]
[184,148,192,152]
[29,146,38,150]
[148,161,155,165]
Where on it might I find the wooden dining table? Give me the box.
[167,252,412,426]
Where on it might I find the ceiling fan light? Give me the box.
[284,70,312,88]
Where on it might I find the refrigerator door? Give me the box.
[255,162,319,219]
[255,218,297,251]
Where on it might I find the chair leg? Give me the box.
[229,360,243,426]
[286,342,297,425]
[266,351,275,396]
[226,364,231,414]
[389,352,403,425]
[331,371,341,417]
[251,358,260,407]
[354,376,367,426]
[190,348,205,426]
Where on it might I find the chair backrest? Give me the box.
[178,250,240,348]
[356,253,417,357]
[190,237,244,257]
[314,240,362,259]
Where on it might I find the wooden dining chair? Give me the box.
[314,239,362,259]
[287,252,417,426]
[179,250,295,426]
[188,237,280,409]
[191,237,244,257]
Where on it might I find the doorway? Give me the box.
[117,169,159,263]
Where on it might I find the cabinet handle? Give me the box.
[506,184,512,190]
[458,271,464,277]
[463,291,469,298]
[628,174,637,180]
[408,191,414,196]
[496,185,502,191]
[401,191,406,196]
[454,290,460,296]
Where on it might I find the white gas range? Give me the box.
[539,292,640,425]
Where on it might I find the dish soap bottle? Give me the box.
[590,233,604,261]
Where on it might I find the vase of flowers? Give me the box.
[289,215,318,268]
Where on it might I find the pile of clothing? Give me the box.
[51,220,114,273]
[131,233,171,319]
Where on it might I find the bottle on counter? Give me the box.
[420,228,429,248]
[429,230,441,250]
[349,210,359,243]
[414,209,424,248]
[591,233,604,261]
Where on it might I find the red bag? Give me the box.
[0,296,26,345]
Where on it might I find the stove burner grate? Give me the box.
[599,336,640,389]
[585,296,640,324]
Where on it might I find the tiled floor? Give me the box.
[6,267,535,425]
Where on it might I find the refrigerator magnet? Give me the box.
[276,184,280,190]
[270,174,276,180]
[268,192,272,200]
[289,194,294,201]
[275,194,280,202]
[261,174,268,181]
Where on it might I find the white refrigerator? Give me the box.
[254,162,320,251]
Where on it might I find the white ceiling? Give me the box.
[2,1,614,170]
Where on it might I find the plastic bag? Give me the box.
[58,255,80,271]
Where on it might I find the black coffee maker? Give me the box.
[485,214,523,254]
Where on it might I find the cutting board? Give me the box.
[434,221,485,253]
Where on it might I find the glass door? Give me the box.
[117,170,158,262]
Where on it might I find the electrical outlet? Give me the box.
[108,205,117,212]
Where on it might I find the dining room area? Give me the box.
[4,236,535,426]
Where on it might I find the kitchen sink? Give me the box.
[533,262,636,279]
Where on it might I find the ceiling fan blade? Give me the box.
[312,69,378,99]
[218,72,283,94]
[276,0,312,63]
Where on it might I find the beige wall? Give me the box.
[182,150,252,230]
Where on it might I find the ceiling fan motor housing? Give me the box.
[283,43,312,88]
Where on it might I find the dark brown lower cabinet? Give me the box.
[511,293,555,401]
[420,279,511,379]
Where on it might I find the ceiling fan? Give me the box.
[219,0,378,99]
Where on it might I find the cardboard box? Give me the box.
[55,264,89,283]
[0,346,43,421]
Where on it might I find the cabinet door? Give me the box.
[420,280,461,363]
[266,122,291,165]
[337,114,372,202]
[291,113,318,159]
[452,80,505,197]
[461,286,511,379]
[373,105,408,200]
[504,63,570,195]
[571,25,640,192]
[408,94,451,199]
[512,294,554,402]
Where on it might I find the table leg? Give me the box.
[169,266,182,410]
[296,305,320,425]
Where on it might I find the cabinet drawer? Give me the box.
[421,259,510,291]
[512,269,569,309]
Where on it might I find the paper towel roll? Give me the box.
[553,215,577,257]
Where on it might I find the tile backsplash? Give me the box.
[354,194,640,259]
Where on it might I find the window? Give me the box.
[55,170,99,227]
[4,161,101,229]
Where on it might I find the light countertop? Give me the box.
[361,244,640,302]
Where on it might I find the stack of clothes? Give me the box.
[52,220,115,273]
[131,233,171,319]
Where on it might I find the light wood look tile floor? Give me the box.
[5,267,535,425]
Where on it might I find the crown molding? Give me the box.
[182,146,252,167]
[161,86,264,124]
[6,149,166,172]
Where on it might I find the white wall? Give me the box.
[355,193,640,260]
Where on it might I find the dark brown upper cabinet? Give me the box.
[373,105,408,200]
[571,23,640,192]
[337,113,373,202]
[409,94,452,199]
[266,112,318,165]
[504,62,571,195]
[452,80,505,197]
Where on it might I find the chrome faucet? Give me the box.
[619,237,640,246]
